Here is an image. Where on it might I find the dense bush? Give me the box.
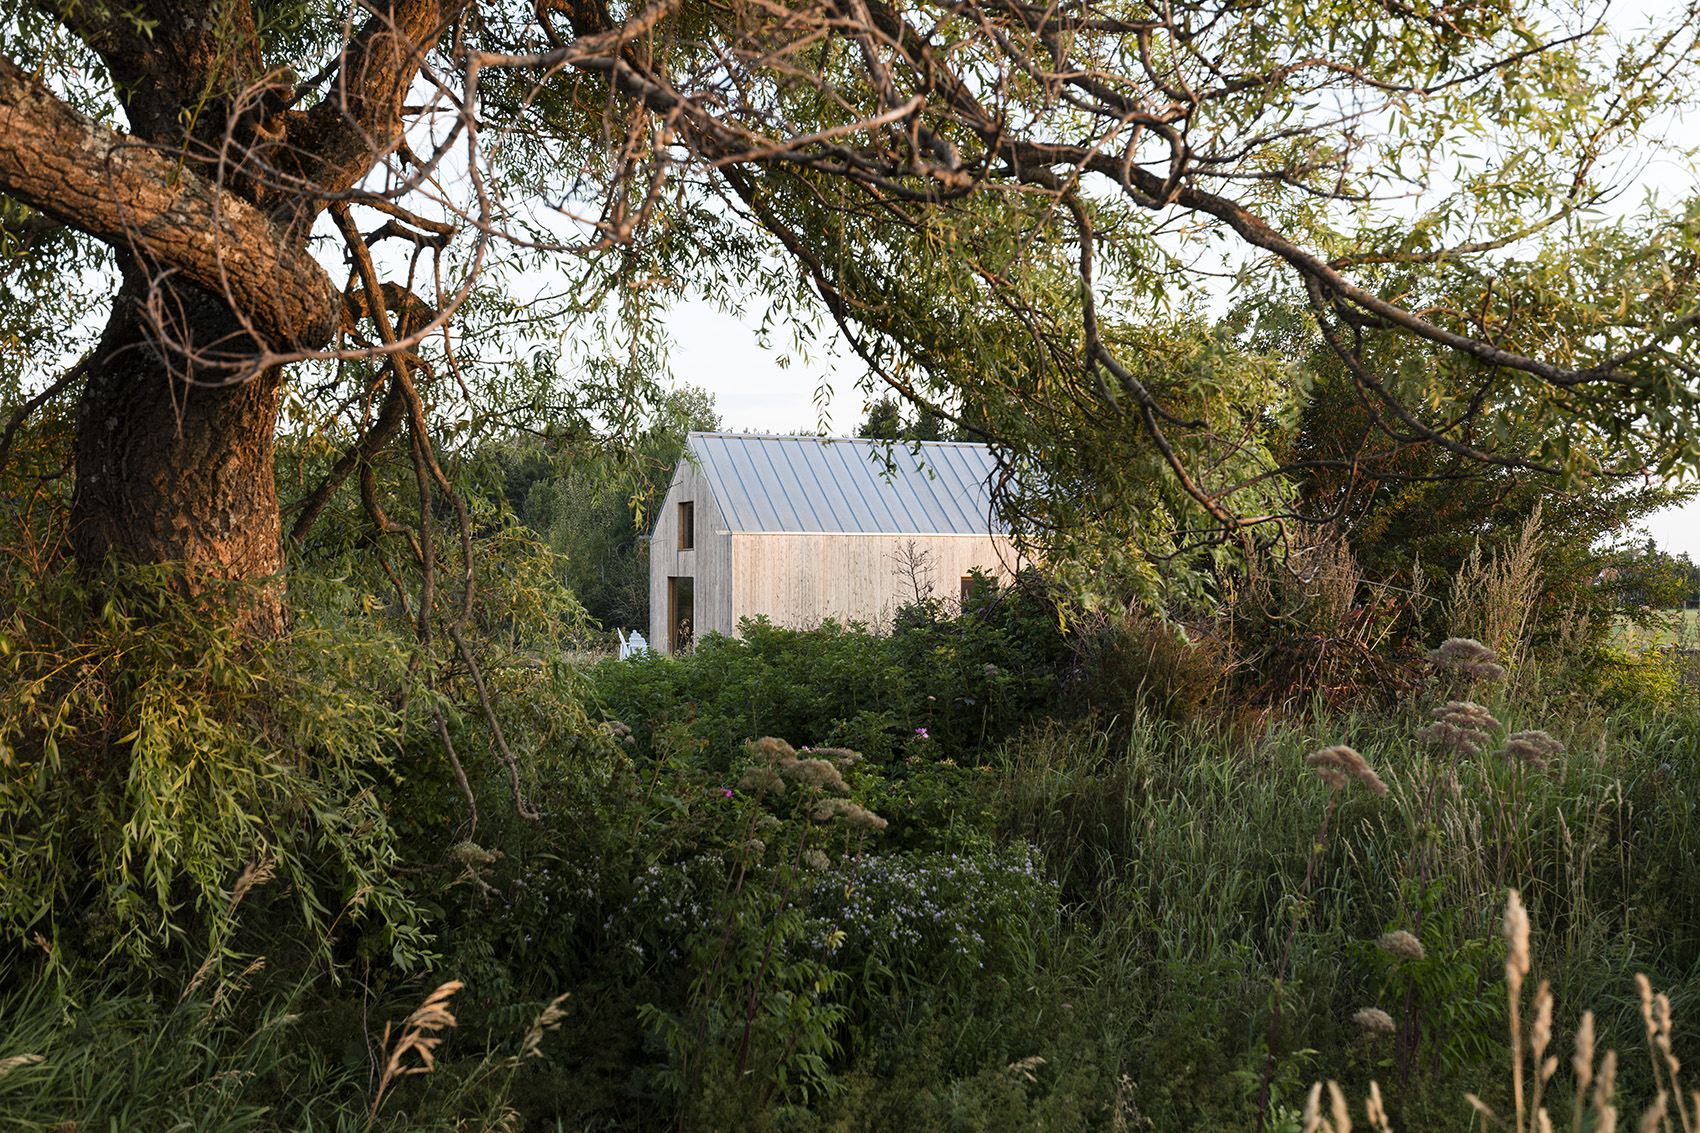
[591,571,1074,768]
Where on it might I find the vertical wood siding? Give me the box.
[649,460,735,652]
[730,533,1017,630]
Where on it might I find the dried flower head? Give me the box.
[809,797,891,831]
[452,841,499,868]
[802,847,831,872]
[1306,746,1388,795]
[847,806,889,831]
[1500,730,1564,771]
[1428,637,1508,681]
[1418,700,1501,755]
[780,758,849,792]
[1354,1007,1397,1034]
[605,720,633,740]
[741,838,766,859]
[752,736,798,766]
[755,814,783,834]
[810,746,864,768]
[1375,930,1425,962]
[738,765,786,795]
[811,797,855,820]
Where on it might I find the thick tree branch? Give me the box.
[290,0,461,198]
[0,56,339,351]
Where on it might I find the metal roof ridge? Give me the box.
[685,431,990,447]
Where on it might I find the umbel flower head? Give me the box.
[808,746,864,769]
[1305,746,1387,795]
[1499,730,1564,771]
[810,797,889,831]
[781,758,849,792]
[1353,1007,1396,1034]
[1376,930,1425,961]
[737,765,786,795]
[746,737,852,792]
[1428,637,1507,682]
[751,736,798,765]
[1417,700,1501,755]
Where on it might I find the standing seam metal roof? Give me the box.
[682,432,1008,535]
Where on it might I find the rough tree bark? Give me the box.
[0,0,445,635]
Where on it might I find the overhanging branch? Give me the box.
[0,55,339,350]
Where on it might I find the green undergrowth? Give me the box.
[4,550,1700,1129]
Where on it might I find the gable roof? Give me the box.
[681,432,1008,536]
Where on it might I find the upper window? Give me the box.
[679,501,695,550]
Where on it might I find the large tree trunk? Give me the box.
[70,263,288,636]
[0,0,450,640]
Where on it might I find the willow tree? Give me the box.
[0,0,1696,632]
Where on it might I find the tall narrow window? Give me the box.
[678,501,695,550]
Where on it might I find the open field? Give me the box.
[1612,607,1700,649]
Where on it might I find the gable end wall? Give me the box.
[649,460,735,653]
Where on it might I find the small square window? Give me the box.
[679,501,695,550]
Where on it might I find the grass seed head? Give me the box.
[1574,1011,1596,1095]
[1327,1081,1352,1133]
[1366,1082,1390,1133]
[0,1054,43,1076]
[1504,889,1531,991]
[1005,1056,1046,1084]
[520,992,571,1060]
[1637,1091,1668,1133]
[1306,746,1387,795]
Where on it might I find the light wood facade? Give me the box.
[649,435,1015,653]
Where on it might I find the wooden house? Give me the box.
[648,433,1016,654]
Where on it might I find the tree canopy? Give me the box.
[0,0,1697,626]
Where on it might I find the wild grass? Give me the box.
[973,680,1700,1129]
